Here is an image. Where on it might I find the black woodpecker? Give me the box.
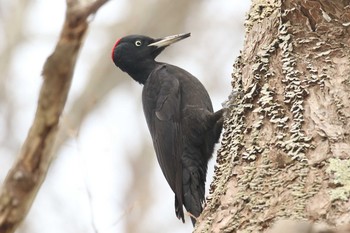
[111,33,223,225]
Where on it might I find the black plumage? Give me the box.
[111,33,223,225]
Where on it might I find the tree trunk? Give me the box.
[195,0,350,232]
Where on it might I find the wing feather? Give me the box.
[142,65,185,221]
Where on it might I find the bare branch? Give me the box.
[81,0,109,18]
[66,0,109,19]
[0,1,108,233]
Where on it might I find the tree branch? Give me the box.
[0,1,108,232]
[81,0,109,17]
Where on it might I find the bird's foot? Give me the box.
[186,211,198,221]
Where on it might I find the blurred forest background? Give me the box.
[0,0,249,232]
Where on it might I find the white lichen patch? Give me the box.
[326,158,350,201]
[279,21,312,161]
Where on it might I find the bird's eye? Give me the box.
[135,40,142,46]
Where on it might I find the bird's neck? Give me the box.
[127,60,160,85]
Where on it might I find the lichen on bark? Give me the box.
[195,0,350,232]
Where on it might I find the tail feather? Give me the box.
[175,197,185,223]
[182,166,205,226]
[174,109,223,226]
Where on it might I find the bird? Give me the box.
[111,33,223,225]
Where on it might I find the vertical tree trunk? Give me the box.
[195,0,350,232]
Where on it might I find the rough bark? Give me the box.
[195,0,350,232]
[0,1,108,232]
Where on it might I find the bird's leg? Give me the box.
[211,109,224,142]
[212,109,224,122]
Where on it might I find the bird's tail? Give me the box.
[175,109,223,226]
[182,164,205,226]
[175,196,185,223]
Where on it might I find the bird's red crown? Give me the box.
[111,38,121,60]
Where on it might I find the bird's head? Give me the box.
[111,33,190,83]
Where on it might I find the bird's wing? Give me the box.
[142,67,185,221]
[153,77,182,191]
